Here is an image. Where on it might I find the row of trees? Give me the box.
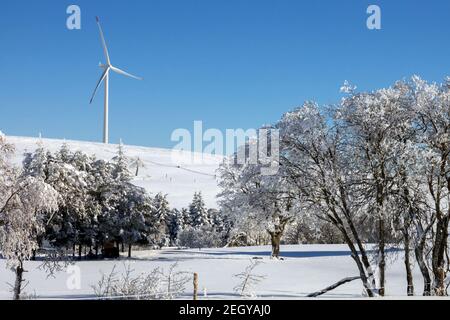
[218,76,450,297]
[24,142,230,254]
[168,192,233,248]
[0,137,227,299]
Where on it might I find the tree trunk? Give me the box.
[78,244,82,260]
[337,185,377,290]
[432,215,449,296]
[336,220,375,297]
[378,215,386,296]
[13,261,24,300]
[328,206,375,297]
[415,241,432,296]
[267,217,291,259]
[121,242,124,253]
[128,244,132,258]
[269,231,282,259]
[403,230,414,296]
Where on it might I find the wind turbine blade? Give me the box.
[90,67,110,104]
[96,17,111,65]
[111,66,143,80]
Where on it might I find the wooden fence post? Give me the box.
[193,272,198,300]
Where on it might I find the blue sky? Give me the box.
[0,0,449,149]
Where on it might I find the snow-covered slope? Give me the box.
[6,136,223,209]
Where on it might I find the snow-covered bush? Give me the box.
[284,218,343,245]
[92,263,189,300]
[178,226,224,249]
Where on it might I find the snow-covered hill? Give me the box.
[6,136,223,209]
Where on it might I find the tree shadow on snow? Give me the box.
[165,247,402,260]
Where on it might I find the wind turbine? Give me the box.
[90,16,143,144]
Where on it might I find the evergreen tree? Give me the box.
[45,145,91,256]
[111,141,131,182]
[189,192,210,228]
[181,208,191,228]
[151,193,171,247]
[168,208,185,245]
[23,140,48,180]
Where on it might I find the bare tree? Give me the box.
[234,260,266,298]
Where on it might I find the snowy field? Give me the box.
[0,245,442,300]
[7,136,223,209]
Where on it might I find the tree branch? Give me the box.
[307,276,361,298]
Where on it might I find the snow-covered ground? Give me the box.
[0,245,439,300]
[7,136,223,209]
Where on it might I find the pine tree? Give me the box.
[111,141,131,182]
[168,208,185,245]
[119,185,153,257]
[151,193,171,247]
[39,144,94,258]
[178,207,190,229]
[189,192,210,228]
[23,140,48,180]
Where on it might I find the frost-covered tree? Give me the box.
[337,80,416,296]
[208,208,221,228]
[23,140,48,180]
[181,207,191,227]
[409,76,450,296]
[107,143,156,256]
[218,135,295,259]
[106,142,134,250]
[275,102,378,295]
[112,141,132,182]
[150,193,171,247]
[270,77,450,296]
[167,208,185,245]
[189,192,210,228]
[21,141,159,260]
[37,145,91,257]
[0,134,59,300]
[119,185,154,257]
[177,226,223,249]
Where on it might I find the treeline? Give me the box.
[218,76,450,297]
[22,142,231,258]
[0,134,234,299]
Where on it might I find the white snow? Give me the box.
[6,136,223,209]
[0,245,441,300]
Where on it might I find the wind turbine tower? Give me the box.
[90,17,143,144]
